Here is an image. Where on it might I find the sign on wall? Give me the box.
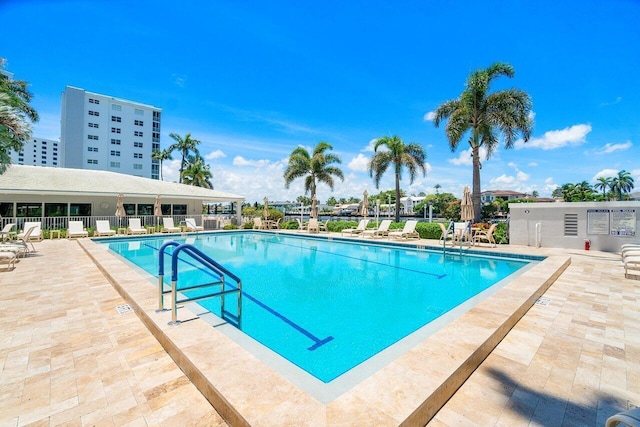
[587,208,636,237]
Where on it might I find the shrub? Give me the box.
[281,220,299,230]
[415,222,442,239]
[493,222,508,244]
[223,224,239,230]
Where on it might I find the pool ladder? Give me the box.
[157,241,242,327]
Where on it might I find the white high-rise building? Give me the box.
[8,137,62,167]
[61,86,162,179]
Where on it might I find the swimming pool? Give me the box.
[103,231,533,383]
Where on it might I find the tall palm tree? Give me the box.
[0,59,39,174]
[283,142,344,202]
[368,135,427,222]
[434,183,441,194]
[181,155,213,189]
[611,170,635,201]
[168,132,201,183]
[151,148,173,181]
[594,176,612,200]
[432,62,533,222]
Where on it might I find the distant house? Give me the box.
[481,190,527,204]
[400,196,425,215]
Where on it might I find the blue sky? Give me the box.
[3,0,639,203]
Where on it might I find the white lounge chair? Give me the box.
[95,220,116,237]
[0,250,17,271]
[17,221,42,241]
[128,218,147,235]
[472,223,497,247]
[67,221,89,238]
[184,218,204,232]
[253,217,265,230]
[341,219,370,237]
[1,223,15,242]
[453,221,472,244]
[307,218,320,233]
[362,220,392,239]
[606,406,640,427]
[4,225,38,254]
[389,220,419,240]
[438,222,454,243]
[161,217,181,233]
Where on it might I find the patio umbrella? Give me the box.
[154,195,162,230]
[311,195,318,218]
[115,193,126,228]
[263,197,269,219]
[460,186,474,222]
[360,190,369,218]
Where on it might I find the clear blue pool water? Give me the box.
[102,231,532,383]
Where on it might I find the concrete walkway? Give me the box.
[1,237,638,426]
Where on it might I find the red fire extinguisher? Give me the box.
[584,239,591,251]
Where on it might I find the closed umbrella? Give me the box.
[460,186,474,222]
[311,195,318,218]
[154,195,162,230]
[115,193,126,229]
[263,197,269,219]
[360,190,369,218]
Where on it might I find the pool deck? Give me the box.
[1,231,638,426]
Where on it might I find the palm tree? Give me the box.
[151,148,173,181]
[368,135,427,222]
[181,155,213,189]
[168,132,201,183]
[0,59,39,174]
[611,170,635,201]
[283,141,344,202]
[432,62,533,222]
[594,176,612,200]
[434,183,441,194]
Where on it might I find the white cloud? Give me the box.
[172,73,187,88]
[596,141,632,154]
[600,96,622,106]
[517,170,530,182]
[528,162,538,167]
[591,169,619,181]
[31,112,61,141]
[449,146,488,166]
[528,111,536,121]
[348,153,370,172]
[232,155,271,167]
[162,159,182,183]
[204,149,226,160]
[515,124,592,150]
[423,111,436,121]
[507,162,517,168]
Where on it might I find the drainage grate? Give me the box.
[116,304,132,315]
[535,298,551,306]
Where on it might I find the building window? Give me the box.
[134,131,143,137]
[70,203,91,216]
[110,161,121,168]
[111,138,121,145]
[87,159,98,164]
[111,127,121,134]
[88,110,99,116]
[111,116,122,122]
[172,204,187,215]
[89,98,100,104]
[134,153,143,159]
[133,164,143,170]
[88,135,98,140]
[134,120,143,126]
[110,150,121,156]
[16,202,42,217]
[134,142,143,148]
[88,147,98,152]
[135,109,143,116]
[112,104,122,111]
[45,203,68,217]
[88,122,99,128]
[153,111,160,120]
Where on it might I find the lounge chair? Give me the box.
[623,250,640,279]
[389,220,419,240]
[295,218,307,232]
[184,218,204,232]
[318,219,329,233]
[17,221,42,241]
[362,220,392,239]
[67,221,89,238]
[0,250,17,271]
[472,223,497,247]
[95,220,116,237]
[438,222,454,243]
[268,218,281,230]
[161,217,181,233]
[606,405,640,426]
[341,219,370,237]
[452,221,472,245]
[1,223,15,242]
[253,217,265,230]
[128,218,148,235]
[4,225,38,254]
[307,218,320,234]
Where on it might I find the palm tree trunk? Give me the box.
[395,171,401,222]
[472,144,482,223]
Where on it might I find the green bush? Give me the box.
[493,222,508,244]
[415,222,442,239]
[223,224,239,230]
[281,220,299,230]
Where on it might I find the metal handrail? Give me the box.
[443,220,454,252]
[158,241,242,326]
